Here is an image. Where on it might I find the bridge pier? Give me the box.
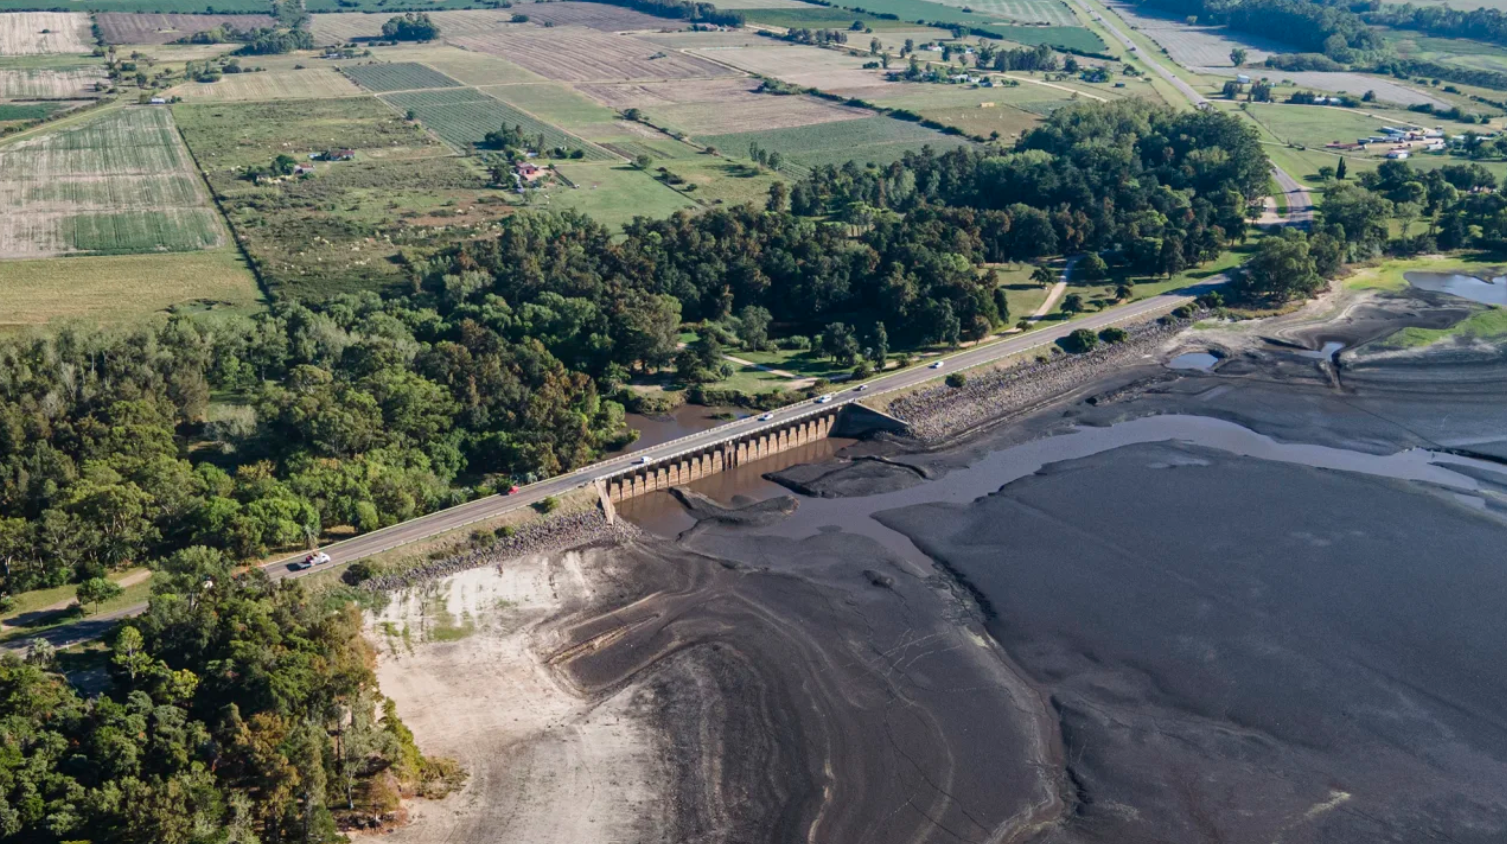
[603,408,839,502]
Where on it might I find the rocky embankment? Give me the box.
[890,316,1194,441]
[361,511,638,591]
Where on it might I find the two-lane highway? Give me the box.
[1068,0,1313,226]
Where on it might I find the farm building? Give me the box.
[1386,149,1410,160]
[515,162,547,182]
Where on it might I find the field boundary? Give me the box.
[171,110,275,305]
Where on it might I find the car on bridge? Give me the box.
[758,413,774,421]
[815,394,834,404]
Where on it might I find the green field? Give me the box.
[174,95,440,169]
[0,248,262,328]
[701,116,970,175]
[927,0,1077,24]
[806,0,1105,51]
[343,61,465,93]
[0,102,61,121]
[546,162,697,228]
[381,87,617,159]
[0,0,266,9]
[478,81,623,138]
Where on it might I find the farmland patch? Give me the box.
[917,102,1039,137]
[1101,0,1281,68]
[0,106,223,259]
[311,10,518,44]
[687,43,896,97]
[174,97,515,299]
[927,0,1078,25]
[478,80,622,136]
[0,248,261,328]
[96,12,276,45]
[0,12,93,55]
[700,115,968,172]
[718,0,819,7]
[548,161,696,227]
[1229,69,1445,108]
[343,61,463,92]
[386,44,545,85]
[382,87,618,158]
[578,77,872,135]
[513,2,679,31]
[170,67,365,101]
[0,66,106,97]
[746,0,1105,50]
[448,25,733,81]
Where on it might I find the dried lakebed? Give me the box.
[372,288,1507,843]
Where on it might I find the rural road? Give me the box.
[1068,0,1314,226]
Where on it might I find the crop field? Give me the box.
[311,10,517,44]
[687,44,897,97]
[918,102,1041,138]
[171,67,365,101]
[0,66,105,97]
[96,13,276,45]
[0,248,261,328]
[343,61,463,93]
[578,77,872,135]
[380,45,544,85]
[0,107,223,259]
[381,87,618,158]
[0,13,92,55]
[0,0,267,10]
[701,115,969,174]
[448,26,733,82]
[771,0,1105,50]
[478,81,622,136]
[513,2,676,31]
[597,135,701,159]
[927,0,1078,25]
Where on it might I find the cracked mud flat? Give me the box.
[374,286,1507,843]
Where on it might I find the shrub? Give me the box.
[1099,327,1128,344]
[495,525,516,540]
[536,495,559,514]
[343,560,376,585]
[945,372,967,388]
[1063,328,1099,353]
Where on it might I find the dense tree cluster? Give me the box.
[0,289,632,594]
[1366,3,1507,51]
[380,13,440,41]
[790,100,1266,268]
[1134,0,1378,58]
[0,546,456,843]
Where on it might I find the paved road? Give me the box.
[8,14,1306,652]
[1069,0,1313,226]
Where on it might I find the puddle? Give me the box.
[1167,352,1219,371]
[616,404,745,454]
[1406,271,1507,306]
[1295,341,1345,360]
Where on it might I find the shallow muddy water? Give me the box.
[1406,270,1507,305]
[616,404,746,454]
[1166,351,1219,370]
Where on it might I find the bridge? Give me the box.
[600,407,842,501]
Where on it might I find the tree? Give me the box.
[1158,235,1187,277]
[1237,230,1321,303]
[1031,264,1056,288]
[634,154,653,170]
[1335,156,1347,180]
[1077,253,1108,282]
[76,576,123,614]
[767,181,789,213]
[1230,47,1247,66]
[1060,293,1085,314]
[1099,327,1128,343]
[992,286,1010,325]
[382,12,440,41]
[736,305,772,350]
[820,322,860,365]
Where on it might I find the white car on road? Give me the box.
[815,394,834,404]
[930,360,945,369]
[853,384,868,391]
[758,413,774,421]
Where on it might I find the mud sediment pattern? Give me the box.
[890,316,1193,442]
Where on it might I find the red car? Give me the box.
[504,485,520,495]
